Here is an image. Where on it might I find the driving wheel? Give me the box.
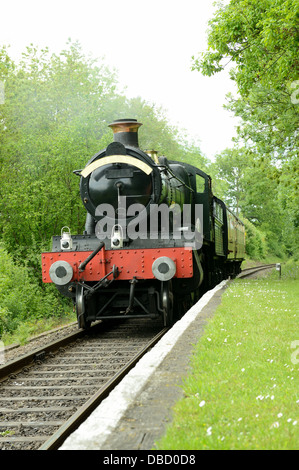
[76,285,91,329]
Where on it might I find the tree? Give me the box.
[212,147,253,214]
[0,41,207,264]
[192,0,298,159]
[192,0,299,258]
[0,41,121,257]
[193,0,298,94]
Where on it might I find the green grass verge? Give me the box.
[1,312,76,346]
[156,268,299,450]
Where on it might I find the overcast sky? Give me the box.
[0,0,239,160]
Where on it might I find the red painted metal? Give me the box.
[41,247,193,283]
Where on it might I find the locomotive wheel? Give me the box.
[161,281,174,327]
[76,285,91,329]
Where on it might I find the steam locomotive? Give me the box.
[42,119,245,328]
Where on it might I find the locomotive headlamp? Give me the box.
[60,226,72,251]
[152,256,176,281]
[111,224,124,248]
[49,261,73,285]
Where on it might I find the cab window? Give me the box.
[196,174,205,193]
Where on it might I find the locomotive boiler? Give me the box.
[42,119,245,328]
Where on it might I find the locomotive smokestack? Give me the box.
[108,119,142,148]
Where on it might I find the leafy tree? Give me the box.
[0,41,207,264]
[192,0,298,159]
[212,145,296,257]
[211,147,253,214]
[192,0,299,258]
[193,0,298,94]
[241,217,268,260]
[0,41,123,257]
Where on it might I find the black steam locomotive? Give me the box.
[42,119,245,328]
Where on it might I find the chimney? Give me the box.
[108,119,142,148]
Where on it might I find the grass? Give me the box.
[156,266,299,450]
[1,311,76,346]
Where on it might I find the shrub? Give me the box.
[241,217,268,260]
[0,244,69,336]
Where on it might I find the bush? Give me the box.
[281,259,299,280]
[0,244,69,336]
[241,217,268,260]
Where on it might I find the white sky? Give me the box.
[0,0,239,160]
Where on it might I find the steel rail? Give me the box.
[0,328,89,381]
[238,263,276,279]
[38,327,169,450]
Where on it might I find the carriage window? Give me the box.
[196,174,205,193]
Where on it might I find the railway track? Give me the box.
[0,263,277,450]
[238,263,277,279]
[0,319,168,450]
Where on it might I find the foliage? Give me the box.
[192,0,299,259]
[281,259,299,279]
[0,41,207,260]
[192,0,298,94]
[192,0,299,159]
[0,245,67,336]
[0,41,121,254]
[241,217,268,260]
[210,146,294,259]
[210,147,253,215]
